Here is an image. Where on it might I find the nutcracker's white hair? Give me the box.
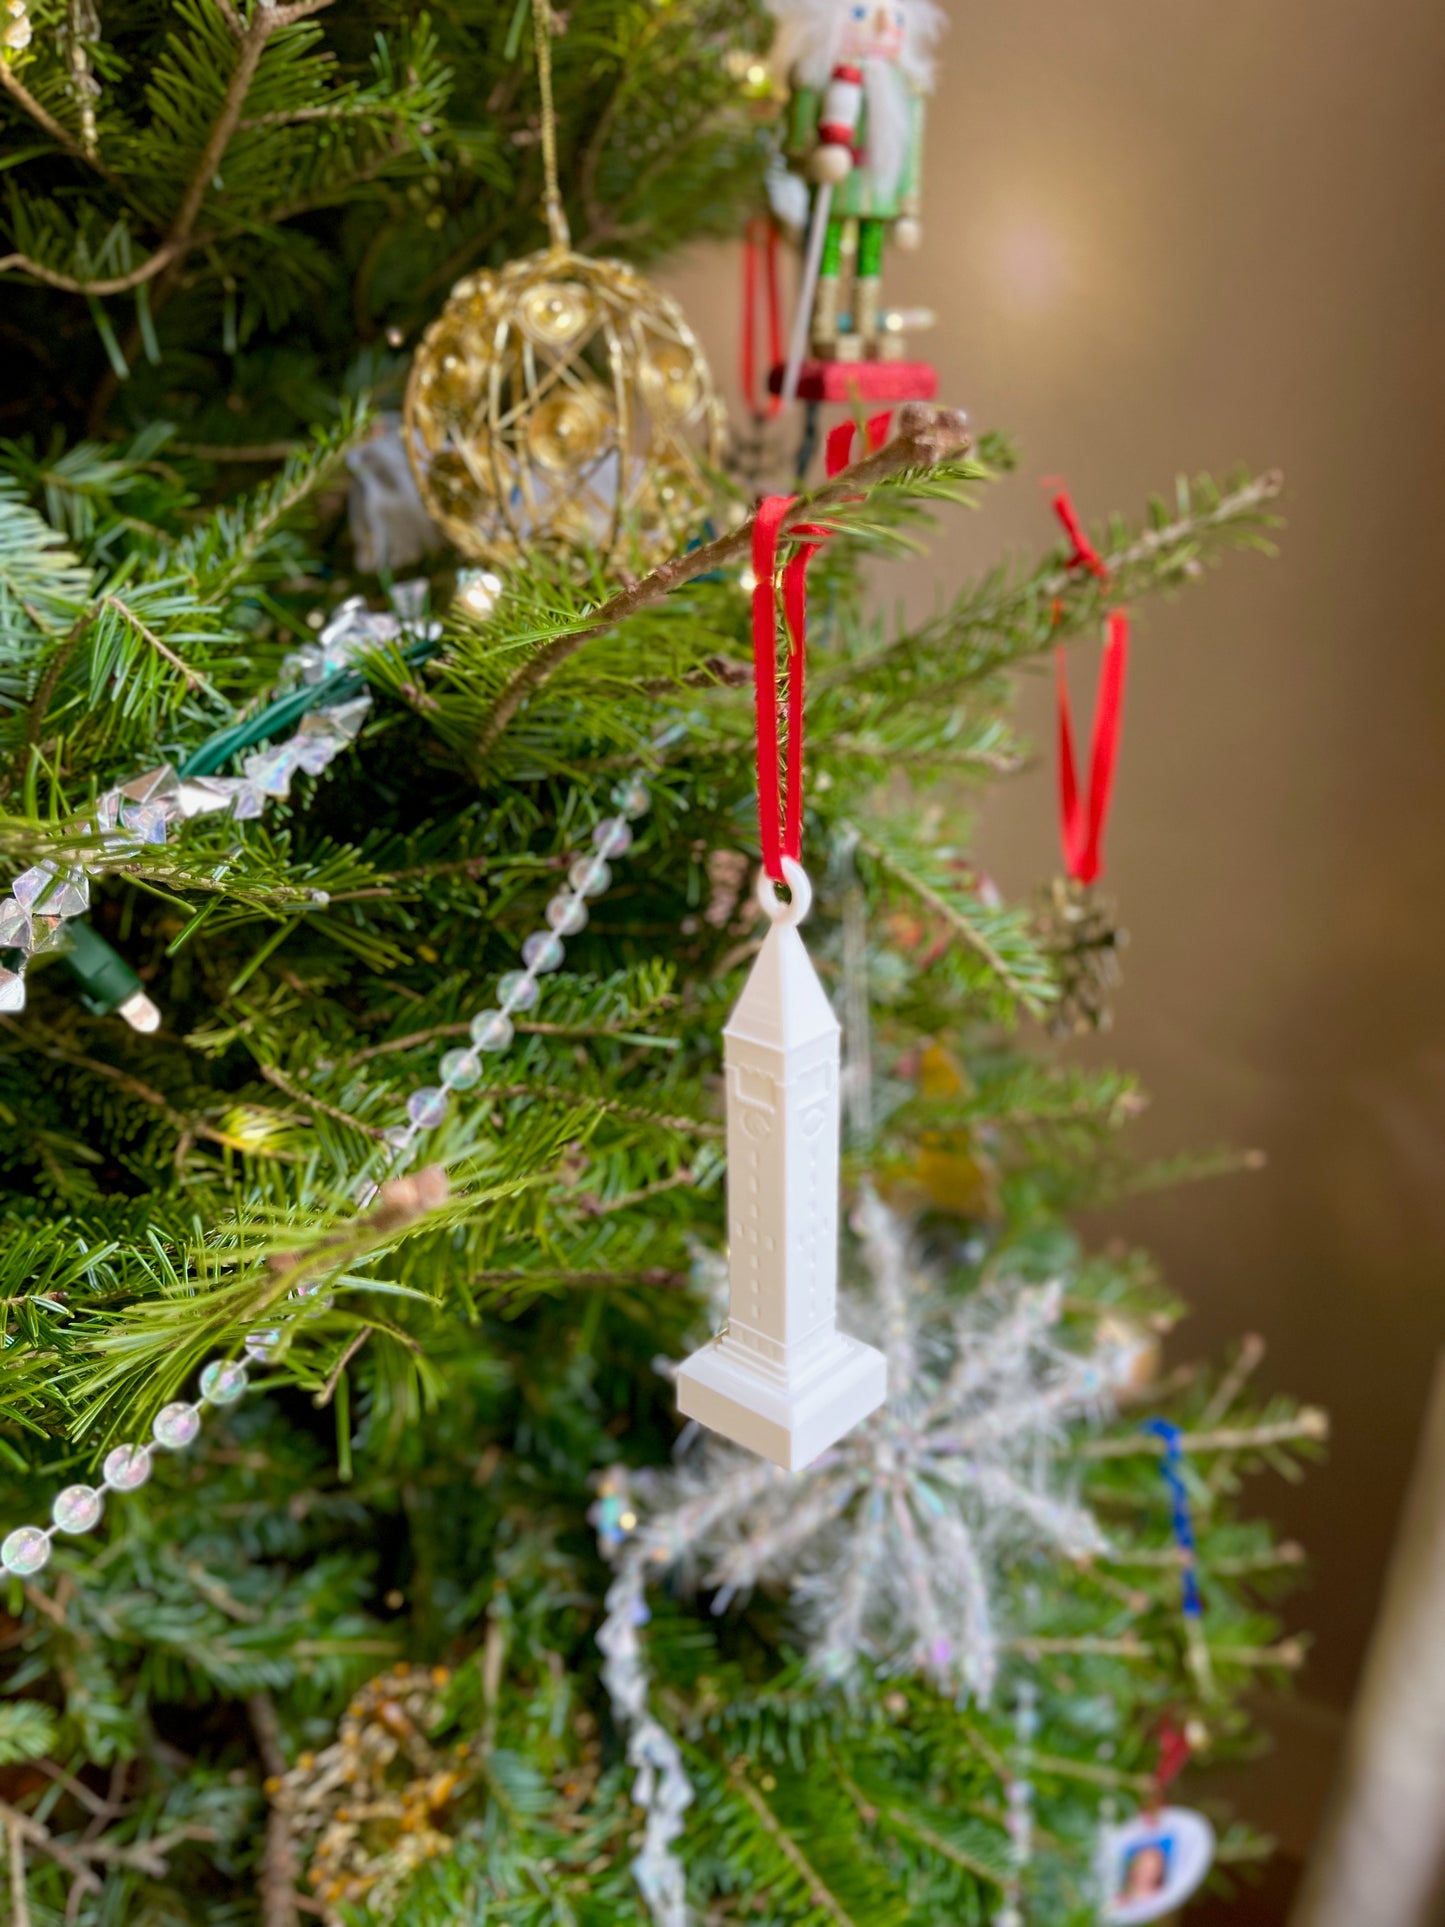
[769,0,947,92]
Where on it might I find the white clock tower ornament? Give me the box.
[677,859,887,1468]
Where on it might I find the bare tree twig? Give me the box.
[246,1692,302,1927]
[0,248,177,295]
[259,1064,388,1140]
[1199,1331,1267,1429]
[101,595,209,693]
[0,61,116,179]
[6,1812,33,1927]
[313,1325,373,1407]
[1081,1411,1329,1459]
[0,1801,100,1901]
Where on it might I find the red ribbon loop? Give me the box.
[751,414,894,880]
[1056,608,1129,884]
[741,218,784,424]
[1052,488,1129,885]
[1051,487,1109,580]
[1147,1715,1193,1814]
[752,494,797,881]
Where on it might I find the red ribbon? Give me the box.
[1051,487,1110,580]
[1146,1715,1193,1815]
[752,413,892,879]
[1052,490,1130,885]
[741,218,784,424]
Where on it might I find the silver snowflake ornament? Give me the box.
[621,1190,1141,1702]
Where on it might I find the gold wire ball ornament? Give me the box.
[403,248,724,573]
[403,0,723,573]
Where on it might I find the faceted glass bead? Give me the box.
[406,1086,448,1128]
[568,854,611,898]
[242,745,297,799]
[319,595,370,651]
[28,915,64,956]
[496,969,540,1013]
[153,1402,201,1449]
[232,785,265,820]
[119,800,170,846]
[468,1010,514,1054]
[14,862,88,918]
[326,695,372,741]
[294,716,344,775]
[13,865,56,913]
[545,892,588,936]
[1,1525,50,1575]
[612,777,651,819]
[0,900,34,951]
[439,1047,483,1089]
[0,967,25,1014]
[176,777,239,819]
[199,1360,248,1406]
[102,1444,152,1491]
[50,872,89,917]
[592,816,633,858]
[118,766,179,806]
[521,931,565,974]
[52,1484,103,1534]
[11,863,55,910]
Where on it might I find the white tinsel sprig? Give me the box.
[607,1190,1141,1708]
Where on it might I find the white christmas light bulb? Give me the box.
[677,860,886,1469]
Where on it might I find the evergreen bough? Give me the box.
[0,4,1316,1921]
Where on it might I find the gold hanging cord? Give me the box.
[531,0,571,252]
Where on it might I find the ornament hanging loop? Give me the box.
[531,0,571,252]
[756,856,813,927]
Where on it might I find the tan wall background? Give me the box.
[661,0,1445,1865]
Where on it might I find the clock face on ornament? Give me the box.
[1099,1807,1216,1924]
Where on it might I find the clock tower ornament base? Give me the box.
[677,861,887,1469]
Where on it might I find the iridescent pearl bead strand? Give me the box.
[2,754,657,1575]
[385,776,652,1171]
[0,1354,254,1577]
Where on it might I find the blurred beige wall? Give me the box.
[661,0,1445,1837]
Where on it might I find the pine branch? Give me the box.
[815,468,1285,704]
[727,1767,862,1927]
[1081,1411,1329,1458]
[472,404,971,759]
[101,593,208,694]
[857,825,1056,1015]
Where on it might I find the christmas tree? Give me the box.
[0,3,1325,1922]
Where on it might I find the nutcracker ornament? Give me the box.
[768,0,945,406]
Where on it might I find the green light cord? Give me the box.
[178,636,440,777]
[54,635,441,1015]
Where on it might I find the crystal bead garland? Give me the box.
[2,745,663,1575]
[994,1680,1039,1927]
[379,780,654,1172]
[0,589,441,1022]
[0,1358,253,1576]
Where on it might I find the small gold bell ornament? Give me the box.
[403,0,724,574]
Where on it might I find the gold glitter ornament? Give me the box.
[403,0,723,574]
[282,1665,476,1921]
[1037,874,1128,1037]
